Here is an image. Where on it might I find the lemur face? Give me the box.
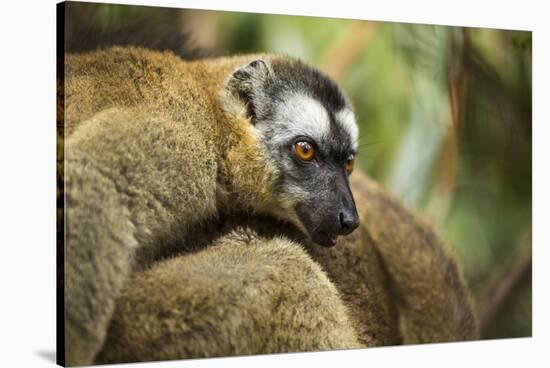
[226,57,360,247]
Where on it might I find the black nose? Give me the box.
[338,210,359,235]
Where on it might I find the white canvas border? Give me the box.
[0,1,546,367]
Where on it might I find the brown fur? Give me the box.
[61,46,477,365]
[350,172,478,343]
[94,172,478,364]
[95,230,362,364]
[62,47,311,365]
[64,47,283,214]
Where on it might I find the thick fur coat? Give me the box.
[63,47,299,364]
[60,47,478,365]
[95,172,478,364]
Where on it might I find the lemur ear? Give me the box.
[225,59,272,121]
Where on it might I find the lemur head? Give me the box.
[223,56,359,247]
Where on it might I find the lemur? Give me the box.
[63,46,361,365]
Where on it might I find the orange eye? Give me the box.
[345,155,355,174]
[295,141,315,161]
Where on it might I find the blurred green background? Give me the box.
[64,2,532,340]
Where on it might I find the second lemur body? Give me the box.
[64,47,360,365]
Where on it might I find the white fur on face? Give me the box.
[269,93,331,146]
[335,109,359,151]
